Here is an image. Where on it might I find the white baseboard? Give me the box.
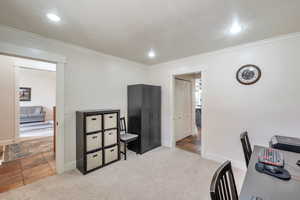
[64,160,76,172]
[202,152,246,171]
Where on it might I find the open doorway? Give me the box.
[0,55,56,192]
[18,66,56,139]
[174,72,202,154]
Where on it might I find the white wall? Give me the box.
[148,33,300,169]
[2,23,300,171]
[0,55,16,144]
[0,25,148,170]
[14,57,56,71]
[19,68,56,121]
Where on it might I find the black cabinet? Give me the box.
[127,84,161,154]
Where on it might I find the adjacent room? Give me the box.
[0,55,56,192]
[175,73,202,154]
[0,1,300,200]
[19,65,56,139]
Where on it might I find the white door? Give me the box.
[0,55,16,145]
[175,79,192,141]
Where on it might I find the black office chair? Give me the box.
[240,131,252,167]
[210,161,239,200]
[119,117,138,160]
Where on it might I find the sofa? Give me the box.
[20,106,46,124]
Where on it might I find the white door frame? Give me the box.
[0,42,66,174]
[171,70,204,153]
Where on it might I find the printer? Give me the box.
[270,135,300,153]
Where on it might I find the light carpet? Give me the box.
[0,147,245,200]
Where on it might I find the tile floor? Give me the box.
[0,151,55,193]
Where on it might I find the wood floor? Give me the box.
[176,135,201,154]
[0,150,55,193]
[4,137,53,162]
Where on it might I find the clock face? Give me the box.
[236,65,261,85]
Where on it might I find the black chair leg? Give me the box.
[124,142,127,160]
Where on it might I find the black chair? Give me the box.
[240,131,252,167]
[210,161,239,200]
[120,117,138,160]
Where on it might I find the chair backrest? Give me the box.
[210,161,238,200]
[240,131,252,167]
[120,117,127,133]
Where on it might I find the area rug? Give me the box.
[20,121,54,132]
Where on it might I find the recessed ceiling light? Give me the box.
[46,13,61,22]
[148,50,156,59]
[229,22,242,35]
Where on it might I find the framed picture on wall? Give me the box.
[19,87,31,101]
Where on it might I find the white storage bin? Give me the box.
[105,146,118,164]
[86,133,102,152]
[86,151,102,171]
[86,115,102,133]
[104,130,117,146]
[104,113,117,129]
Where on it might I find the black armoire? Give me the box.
[127,84,161,154]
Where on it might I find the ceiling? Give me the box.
[0,1,299,65]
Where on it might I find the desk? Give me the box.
[240,145,300,200]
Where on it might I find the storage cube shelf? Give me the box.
[76,109,120,174]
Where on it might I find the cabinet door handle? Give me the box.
[110,149,114,152]
[108,132,112,135]
[92,136,98,139]
[109,116,113,119]
[91,118,97,120]
[93,154,98,158]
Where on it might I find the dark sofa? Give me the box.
[20,106,46,124]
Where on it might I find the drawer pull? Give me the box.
[92,136,98,139]
[93,154,98,158]
[108,132,112,135]
[91,118,97,120]
[110,149,114,152]
[109,116,113,118]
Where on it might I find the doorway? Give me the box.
[174,72,202,154]
[0,55,57,192]
[17,65,56,139]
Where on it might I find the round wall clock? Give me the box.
[236,65,261,85]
